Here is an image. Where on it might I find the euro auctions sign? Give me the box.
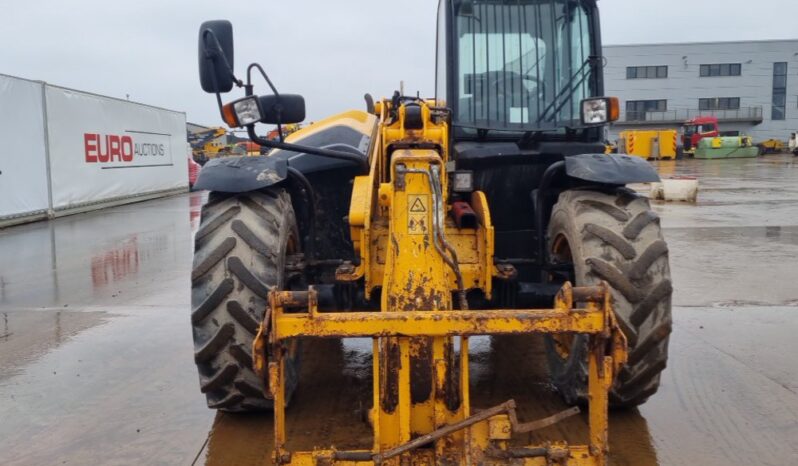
[43,84,187,210]
[84,131,172,167]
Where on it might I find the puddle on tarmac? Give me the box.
[0,193,196,309]
[667,225,798,307]
[0,309,109,380]
[0,306,212,466]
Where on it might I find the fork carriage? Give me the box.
[254,282,627,466]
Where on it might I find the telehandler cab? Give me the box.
[191,1,672,464]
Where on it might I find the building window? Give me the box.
[772,62,787,120]
[699,63,742,77]
[626,65,668,79]
[699,97,741,111]
[626,99,667,120]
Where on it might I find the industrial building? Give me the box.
[604,39,798,142]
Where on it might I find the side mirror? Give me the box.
[258,94,306,125]
[198,20,235,93]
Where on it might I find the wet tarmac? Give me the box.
[1,155,798,465]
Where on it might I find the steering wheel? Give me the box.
[489,71,545,108]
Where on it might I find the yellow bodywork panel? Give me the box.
[345,100,493,300]
[284,109,378,146]
[381,149,451,312]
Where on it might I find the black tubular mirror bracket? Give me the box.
[202,30,232,76]
[208,67,236,125]
[237,62,362,168]
[200,27,242,91]
[245,125,369,173]
[245,63,286,141]
[214,92,226,124]
[247,63,280,96]
[203,30,244,124]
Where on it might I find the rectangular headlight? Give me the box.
[222,95,263,127]
[233,96,263,126]
[581,97,619,125]
[582,98,608,124]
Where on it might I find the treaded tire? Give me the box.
[545,188,672,408]
[191,189,300,412]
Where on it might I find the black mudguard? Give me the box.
[565,153,660,185]
[193,111,375,194]
[192,155,289,192]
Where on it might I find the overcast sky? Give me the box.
[3,0,797,127]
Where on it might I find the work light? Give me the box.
[450,170,474,193]
[222,95,263,127]
[581,97,619,125]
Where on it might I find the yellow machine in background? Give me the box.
[617,129,677,160]
[188,126,229,164]
[757,138,785,154]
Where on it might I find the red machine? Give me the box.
[682,116,719,154]
[233,140,263,155]
[188,156,201,189]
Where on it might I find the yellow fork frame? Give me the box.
[253,282,627,465]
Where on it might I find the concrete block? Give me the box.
[629,176,699,202]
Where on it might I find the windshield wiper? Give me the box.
[536,55,598,125]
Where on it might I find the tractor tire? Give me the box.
[191,189,301,412]
[545,188,672,408]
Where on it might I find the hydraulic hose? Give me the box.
[534,161,565,281]
[405,167,468,311]
[286,167,316,263]
[430,166,468,310]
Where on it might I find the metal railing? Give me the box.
[623,106,763,124]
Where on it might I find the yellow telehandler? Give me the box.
[191,2,672,464]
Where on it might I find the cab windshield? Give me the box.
[684,124,714,135]
[454,0,594,133]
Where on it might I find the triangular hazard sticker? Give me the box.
[410,197,426,212]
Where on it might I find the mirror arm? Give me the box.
[207,64,232,124]
[201,29,242,88]
[246,124,368,173]
[247,63,280,96]
[214,92,227,124]
[203,28,242,122]
[244,63,286,142]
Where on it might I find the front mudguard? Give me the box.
[565,153,660,185]
[192,156,288,193]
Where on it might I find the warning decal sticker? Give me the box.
[407,194,429,235]
[410,196,427,212]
